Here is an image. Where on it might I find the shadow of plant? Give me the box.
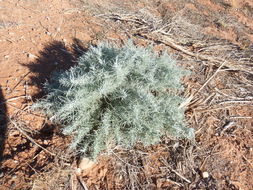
[24,38,88,100]
[0,39,90,189]
[8,38,90,176]
[0,86,7,165]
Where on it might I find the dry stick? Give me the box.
[179,61,227,108]
[9,118,69,162]
[100,14,147,25]
[194,105,235,112]
[242,155,253,169]
[10,71,31,93]
[218,100,253,105]
[195,61,227,95]
[6,103,47,118]
[138,32,253,75]
[161,157,191,183]
[77,176,89,190]
[111,150,142,169]
[170,167,191,183]
[71,173,78,190]
[153,32,201,58]
[104,14,253,74]
[230,116,253,119]
[27,163,39,175]
[200,145,217,171]
[0,95,28,105]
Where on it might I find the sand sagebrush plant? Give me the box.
[34,41,194,158]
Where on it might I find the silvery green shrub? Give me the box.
[34,41,194,158]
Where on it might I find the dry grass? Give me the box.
[30,153,74,190]
[82,140,197,190]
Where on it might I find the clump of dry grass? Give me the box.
[31,150,74,190]
[82,139,197,190]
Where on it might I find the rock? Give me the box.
[78,157,95,171]
[75,168,82,176]
[202,171,209,178]
[43,140,49,145]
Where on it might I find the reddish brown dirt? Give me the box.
[0,0,253,189]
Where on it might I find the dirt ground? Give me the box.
[0,0,253,189]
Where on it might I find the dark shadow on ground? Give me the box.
[0,86,7,165]
[24,38,89,100]
[21,38,90,141]
[0,39,90,178]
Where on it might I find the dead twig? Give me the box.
[218,100,253,105]
[77,176,89,190]
[144,32,253,74]
[102,13,253,75]
[0,95,29,105]
[9,71,31,93]
[161,157,191,183]
[170,167,191,183]
[6,103,47,118]
[71,173,78,190]
[215,88,253,100]
[230,116,253,119]
[110,150,142,169]
[196,61,226,95]
[242,155,253,169]
[180,61,226,108]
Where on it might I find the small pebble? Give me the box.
[78,157,95,171]
[75,168,82,176]
[12,175,17,179]
[202,171,209,178]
